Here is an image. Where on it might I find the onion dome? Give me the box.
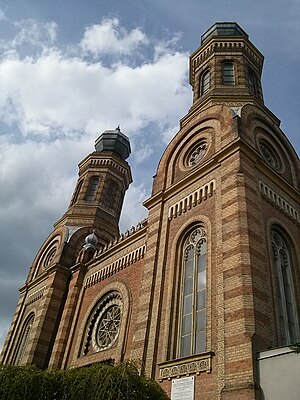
[94,126,131,160]
[84,230,98,249]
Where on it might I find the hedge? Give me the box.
[0,362,170,400]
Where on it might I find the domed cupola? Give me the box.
[95,126,131,160]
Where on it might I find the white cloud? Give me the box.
[121,184,149,231]
[0,47,189,139]
[12,19,58,48]
[0,7,7,21]
[80,18,148,56]
[133,142,154,164]
[0,15,192,350]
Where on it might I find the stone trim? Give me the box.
[84,245,146,288]
[168,179,216,220]
[96,219,148,257]
[259,181,300,223]
[158,352,212,381]
[26,286,46,305]
[191,39,262,86]
[80,157,129,177]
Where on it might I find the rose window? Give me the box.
[83,291,123,355]
[259,142,280,171]
[187,142,207,167]
[96,305,121,350]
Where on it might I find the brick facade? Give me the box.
[1,23,299,400]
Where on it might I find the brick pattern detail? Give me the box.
[259,181,300,223]
[168,179,216,219]
[159,353,212,380]
[84,245,146,288]
[26,286,46,305]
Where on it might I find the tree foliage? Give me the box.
[0,362,170,400]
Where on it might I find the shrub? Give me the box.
[0,362,169,400]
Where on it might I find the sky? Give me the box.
[0,0,299,352]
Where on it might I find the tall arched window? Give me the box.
[70,179,83,206]
[103,181,117,209]
[248,69,256,95]
[271,229,299,345]
[222,62,235,85]
[178,226,207,358]
[14,313,34,365]
[84,176,99,202]
[200,69,210,96]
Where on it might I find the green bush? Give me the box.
[0,362,169,400]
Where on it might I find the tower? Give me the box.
[0,128,132,368]
[1,23,299,400]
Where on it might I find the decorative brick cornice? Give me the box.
[158,352,212,381]
[190,38,263,86]
[26,286,46,305]
[84,244,146,288]
[168,179,216,220]
[259,181,300,224]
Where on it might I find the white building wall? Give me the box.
[258,347,300,400]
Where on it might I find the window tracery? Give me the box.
[271,229,299,345]
[178,226,207,358]
[186,141,207,167]
[259,141,281,171]
[43,246,57,269]
[14,313,34,365]
[82,291,122,355]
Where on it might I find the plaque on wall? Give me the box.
[171,376,195,400]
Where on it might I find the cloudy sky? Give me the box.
[0,0,299,352]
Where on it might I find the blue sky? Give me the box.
[0,0,299,351]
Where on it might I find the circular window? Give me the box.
[83,291,123,354]
[95,304,121,350]
[43,247,57,268]
[186,141,207,167]
[259,141,281,171]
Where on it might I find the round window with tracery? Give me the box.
[43,247,57,268]
[187,141,207,167]
[83,291,123,355]
[95,304,121,350]
[259,141,281,171]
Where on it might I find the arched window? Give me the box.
[248,69,256,94]
[103,181,117,209]
[271,229,299,345]
[200,69,210,96]
[14,313,34,365]
[222,62,235,85]
[82,291,122,355]
[70,179,83,205]
[178,226,207,358]
[84,176,99,202]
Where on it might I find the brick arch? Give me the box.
[153,105,234,195]
[241,104,300,189]
[160,215,213,362]
[72,280,131,366]
[11,309,36,365]
[28,226,67,282]
[265,219,300,345]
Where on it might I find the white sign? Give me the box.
[171,376,195,400]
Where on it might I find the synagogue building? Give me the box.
[1,22,299,400]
